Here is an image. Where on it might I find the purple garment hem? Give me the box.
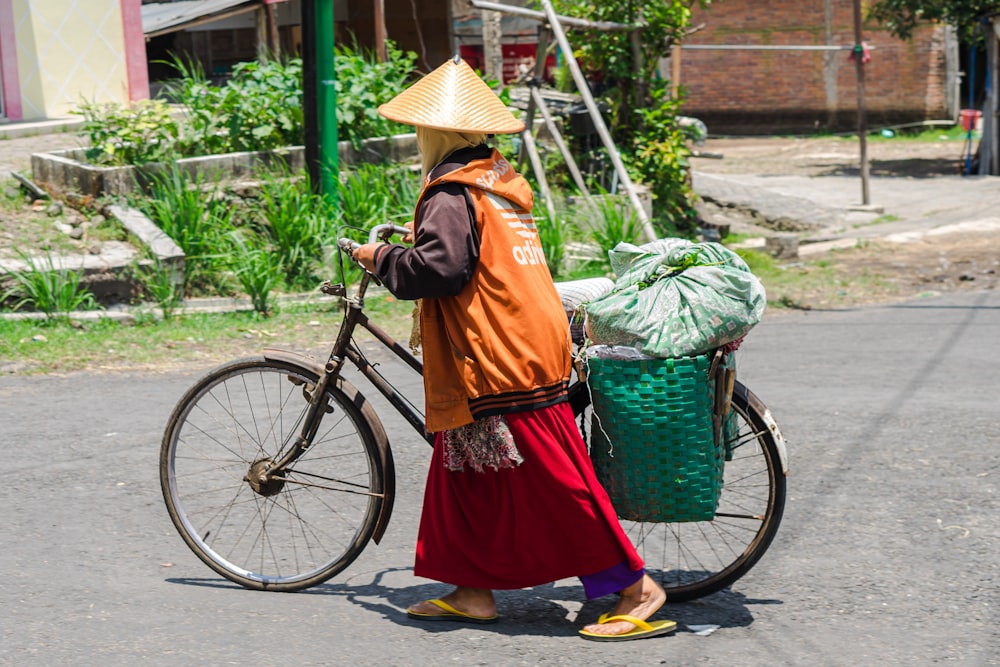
[579,561,644,600]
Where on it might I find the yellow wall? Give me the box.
[13,0,128,119]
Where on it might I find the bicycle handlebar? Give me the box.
[337,223,412,258]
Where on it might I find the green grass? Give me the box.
[868,124,968,142]
[0,294,415,374]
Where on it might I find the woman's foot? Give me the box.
[407,587,497,620]
[581,574,667,637]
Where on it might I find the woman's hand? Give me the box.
[353,243,380,273]
[353,224,411,273]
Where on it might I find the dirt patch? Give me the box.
[693,134,970,178]
[769,233,1000,310]
[0,132,109,260]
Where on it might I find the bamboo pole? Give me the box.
[520,129,558,223]
[537,0,656,241]
[529,86,593,202]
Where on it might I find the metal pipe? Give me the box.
[316,0,339,198]
[852,0,870,205]
[681,44,871,51]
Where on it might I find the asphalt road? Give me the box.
[2,289,998,666]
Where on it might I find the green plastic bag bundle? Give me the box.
[583,238,766,358]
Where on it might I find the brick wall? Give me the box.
[680,0,953,134]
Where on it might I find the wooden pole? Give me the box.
[530,87,593,199]
[482,9,504,83]
[521,129,558,223]
[256,5,268,61]
[851,0,870,205]
[266,1,280,57]
[991,20,1000,175]
[374,0,387,62]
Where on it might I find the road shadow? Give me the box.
[166,566,780,637]
[815,157,965,178]
[165,567,777,638]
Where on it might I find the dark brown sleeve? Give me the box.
[373,183,480,300]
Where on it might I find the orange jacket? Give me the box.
[417,150,572,432]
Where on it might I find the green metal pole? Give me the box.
[315,0,338,199]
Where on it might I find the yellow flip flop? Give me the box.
[578,613,677,642]
[406,598,499,624]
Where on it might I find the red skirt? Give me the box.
[414,401,643,590]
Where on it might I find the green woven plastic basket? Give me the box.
[587,353,728,523]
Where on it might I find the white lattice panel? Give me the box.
[14,0,128,119]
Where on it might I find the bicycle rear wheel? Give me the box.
[620,381,787,602]
[160,357,390,591]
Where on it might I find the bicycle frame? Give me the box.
[257,225,597,486]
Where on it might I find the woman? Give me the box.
[352,57,673,642]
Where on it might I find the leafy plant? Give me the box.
[74,99,179,166]
[627,82,699,234]
[136,169,235,296]
[252,171,335,290]
[544,1,703,234]
[162,56,304,156]
[334,40,418,149]
[133,258,184,318]
[535,211,567,277]
[866,0,998,44]
[228,232,283,317]
[589,192,645,261]
[337,163,421,229]
[2,249,98,321]
[221,59,305,153]
[548,0,703,140]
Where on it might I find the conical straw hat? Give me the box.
[378,57,525,134]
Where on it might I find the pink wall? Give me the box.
[120,0,149,101]
[0,0,22,119]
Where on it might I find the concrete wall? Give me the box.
[678,0,956,134]
[0,0,147,121]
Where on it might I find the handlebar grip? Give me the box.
[369,222,412,244]
[337,237,361,255]
[338,223,411,260]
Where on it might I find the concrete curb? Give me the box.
[0,117,83,139]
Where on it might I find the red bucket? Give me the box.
[960,109,982,131]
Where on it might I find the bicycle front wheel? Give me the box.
[622,381,788,602]
[160,357,389,591]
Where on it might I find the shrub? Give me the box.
[162,56,303,156]
[334,41,417,149]
[74,99,179,166]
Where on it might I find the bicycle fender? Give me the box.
[734,381,790,475]
[263,347,397,545]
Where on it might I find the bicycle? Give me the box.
[160,223,789,601]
